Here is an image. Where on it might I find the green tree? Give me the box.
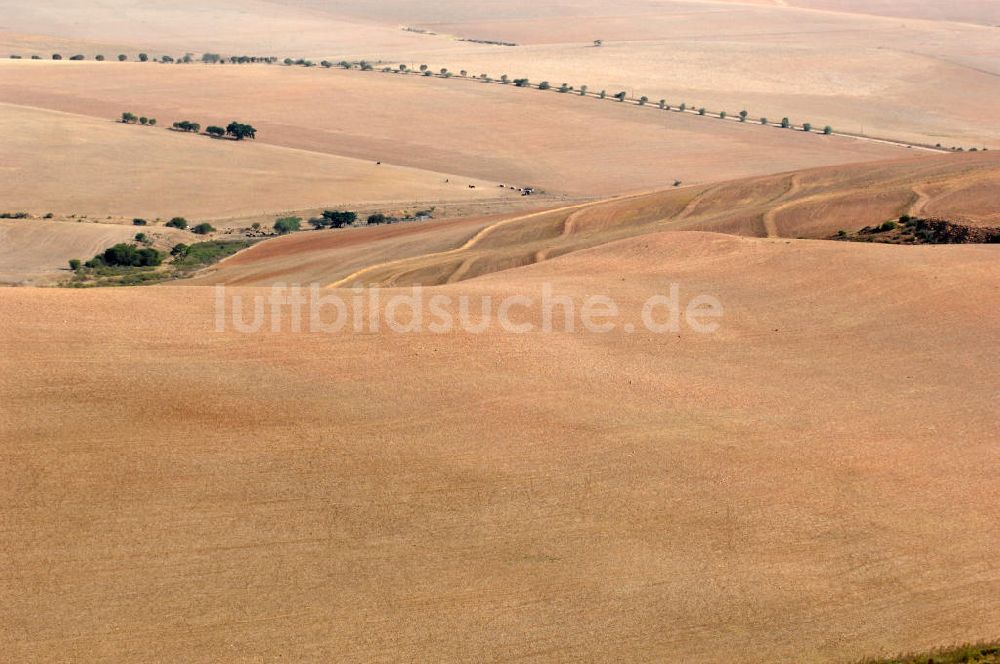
[191,222,215,235]
[321,210,357,228]
[538,81,551,90]
[579,85,588,96]
[134,232,149,243]
[139,117,148,125]
[121,112,138,124]
[68,259,82,271]
[802,122,813,132]
[698,107,707,116]
[70,54,85,61]
[760,117,769,125]
[599,90,607,99]
[225,122,257,140]
[719,111,727,119]
[500,74,509,83]
[274,217,301,234]
[739,110,749,122]
[52,54,62,60]
[781,117,791,128]
[138,53,148,62]
[614,91,626,102]
[118,54,127,61]
[658,99,666,110]
[132,218,147,226]
[367,213,387,225]
[638,96,648,106]
[170,243,189,257]
[166,217,188,229]
[823,125,833,135]
[95,54,105,61]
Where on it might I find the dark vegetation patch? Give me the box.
[859,642,1000,664]
[832,216,1000,245]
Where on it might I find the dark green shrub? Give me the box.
[191,222,215,235]
[274,216,301,234]
[166,217,188,229]
[132,218,147,226]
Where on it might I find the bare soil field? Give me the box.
[196,151,1000,287]
[2,231,998,662]
[0,61,915,199]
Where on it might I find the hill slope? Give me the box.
[194,151,1000,287]
[2,231,998,662]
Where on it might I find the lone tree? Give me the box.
[579,85,588,96]
[823,125,833,135]
[191,222,215,235]
[117,54,127,61]
[614,91,626,102]
[70,54,85,61]
[139,116,149,125]
[739,110,749,122]
[225,122,257,140]
[538,81,551,90]
[593,40,603,47]
[698,107,707,116]
[638,96,648,106]
[658,99,666,110]
[321,210,357,228]
[52,53,62,60]
[802,122,813,132]
[719,111,727,119]
[138,53,149,62]
[95,54,105,61]
[760,117,769,125]
[166,217,188,229]
[781,117,791,129]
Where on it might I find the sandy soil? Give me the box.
[2,231,998,662]
[195,151,1000,287]
[0,62,915,200]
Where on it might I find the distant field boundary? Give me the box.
[4,55,975,154]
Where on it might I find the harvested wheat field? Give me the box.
[194,151,1000,287]
[3,1,1000,661]
[0,102,507,220]
[0,61,915,197]
[2,231,999,662]
[0,219,190,285]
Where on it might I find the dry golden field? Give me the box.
[3,231,999,662]
[194,151,1000,287]
[2,2,999,662]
